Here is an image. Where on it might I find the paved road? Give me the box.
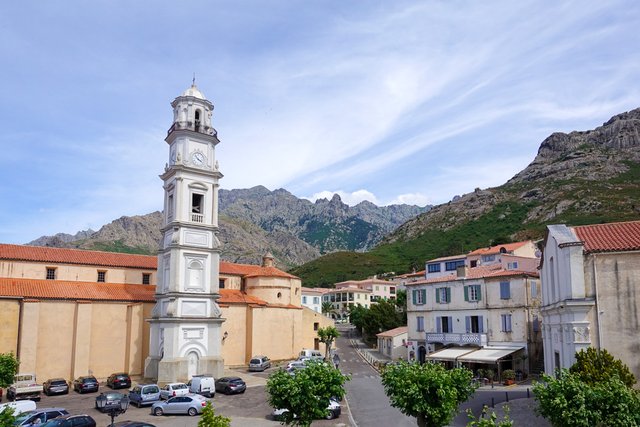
[337,335,414,427]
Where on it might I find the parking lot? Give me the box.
[5,368,351,427]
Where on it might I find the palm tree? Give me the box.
[321,301,336,318]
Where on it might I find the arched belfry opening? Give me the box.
[195,109,201,132]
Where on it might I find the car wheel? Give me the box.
[154,407,164,416]
[326,410,335,420]
[188,407,197,416]
[225,387,231,395]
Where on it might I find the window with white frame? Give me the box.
[500,281,511,299]
[427,263,441,273]
[501,314,512,332]
[438,316,453,333]
[482,254,496,262]
[416,316,425,332]
[465,285,482,302]
[507,261,518,270]
[436,287,450,304]
[313,297,319,304]
[412,289,426,305]
[302,296,307,304]
[530,280,538,298]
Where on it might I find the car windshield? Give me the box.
[51,380,67,385]
[250,359,260,364]
[83,378,97,383]
[173,384,188,389]
[229,379,243,384]
[14,412,34,422]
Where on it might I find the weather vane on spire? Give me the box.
[192,73,196,86]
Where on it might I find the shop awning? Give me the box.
[426,347,477,361]
[457,346,523,364]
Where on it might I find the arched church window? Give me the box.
[191,193,204,222]
[195,109,201,132]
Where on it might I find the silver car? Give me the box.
[249,355,271,372]
[151,394,208,416]
[159,382,189,400]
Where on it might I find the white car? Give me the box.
[160,382,189,400]
[272,398,341,421]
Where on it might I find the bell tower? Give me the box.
[145,82,225,383]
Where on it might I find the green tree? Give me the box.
[394,289,408,324]
[466,405,513,427]
[197,401,231,427]
[0,406,16,427]
[381,361,477,427]
[569,347,636,388]
[0,352,19,388]
[266,360,349,427]
[361,299,403,345]
[533,370,640,427]
[317,326,339,359]
[348,304,367,334]
[321,301,336,317]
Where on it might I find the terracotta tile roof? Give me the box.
[573,220,640,253]
[395,270,425,279]
[406,265,538,286]
[377,326,408,338]
[427,254,466,263]
[218,289,267,306]
[0,244,297,279]
[0,278,155,302]
[468,241,531,256]
[0,244,156,269]
[220,262,298,279]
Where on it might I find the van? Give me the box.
[0,400,37,415]
[188,375,215,398]
[299,349,324,361]
[128,384,161,407]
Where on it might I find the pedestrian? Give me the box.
[333,353,340,369]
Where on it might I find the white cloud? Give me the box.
[385,193,431,207]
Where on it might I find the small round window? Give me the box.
[277,292,282,299]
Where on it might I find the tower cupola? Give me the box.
[169,82,216,137]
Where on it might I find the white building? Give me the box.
[322,287,372,320]
[540,220,640,380]
[145,83,225,382]
[335,278,397,302]
[377,326,408,361]
[406,263,541,378]
[301,288,324,313]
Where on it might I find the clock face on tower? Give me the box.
[191,151,206,167]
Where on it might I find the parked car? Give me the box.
[95,392,127,413]
[43,379,69,396]
[72,376,99,394]
[106,373,131,390]
[151,394,208,416]
[248,356,271,372]
[13,408,69,426]
[159,383,189,400]
[214,377,246,395]
[0,400,36,415]
[6,374,43,401]
[298,349,324,361]
[187,375,215,398]
[272,398,341,421]
[112,422,157,427]
[40,414,96,427]
[128,384,161,408]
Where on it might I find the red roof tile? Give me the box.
[376,326,408,337]
[468,241,531,256]
[0,244,156,269]
[574,220,640,253]
[406,265,538,286]
[0,244,297,279]
[218,289,268,306]
[0,278,155,302]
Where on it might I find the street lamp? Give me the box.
[95,393,130,427]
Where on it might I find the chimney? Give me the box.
[456,265,469,278]
[262,252,274,268]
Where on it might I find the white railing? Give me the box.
[426,332,487,346]
[191,213,204,223]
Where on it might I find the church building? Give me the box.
[0,83,333,384]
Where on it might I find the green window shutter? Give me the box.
[446,287,451,303]
[421,289,426,304]
[464,286,469,302]
[476,285,482,301]
[435,288,441,303]
[412,290,417,305]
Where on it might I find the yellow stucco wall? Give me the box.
[302,307,334,355]
[249,306,302,362]
[219,305,249,367]
[0,260,155,285]
[0,299,19,353]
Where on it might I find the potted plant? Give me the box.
[503,369,516,385]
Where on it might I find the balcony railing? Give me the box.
[191,213,204,223]
[167,121,217,137]
[426,332,487,346]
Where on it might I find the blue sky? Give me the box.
[1,1,639,244]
